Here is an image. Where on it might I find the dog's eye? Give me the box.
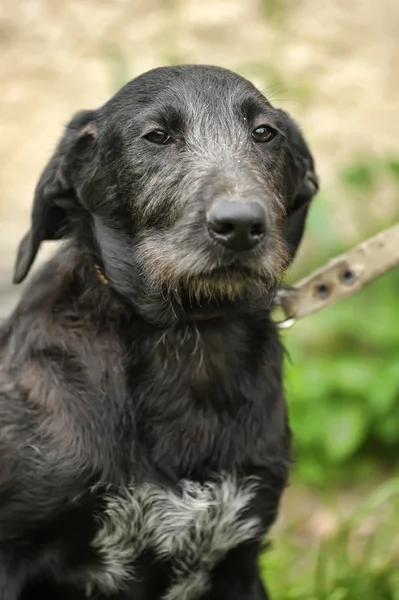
[252,125,276,143]
[144,130,172,145]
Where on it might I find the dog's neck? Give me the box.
[92,260,272,326]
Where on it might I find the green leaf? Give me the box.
[368,362,399,415]
[385,156,399,182]
[340,160,376,192]
[322,404,367,462]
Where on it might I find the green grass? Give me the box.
[260,478,399,599]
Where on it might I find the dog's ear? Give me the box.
[280,111,319,263]
[13,110,98,284]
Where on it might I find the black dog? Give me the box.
[0,65,318,600]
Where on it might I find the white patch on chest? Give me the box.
[86,476,261,599]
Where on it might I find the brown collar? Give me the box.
[95,223,399,329]
[94,264,109,286]
[186,310,225,321]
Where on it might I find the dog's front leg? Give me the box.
[0,561,26,600]
[201,542,271,600]
[205,573,270,600]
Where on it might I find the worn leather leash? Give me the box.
[274,223,399,329]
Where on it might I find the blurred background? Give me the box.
[1,0,398,597]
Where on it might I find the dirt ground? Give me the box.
[0,0,398,280]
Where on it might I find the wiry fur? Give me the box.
[0,65,318,600]
[88,477,261,598]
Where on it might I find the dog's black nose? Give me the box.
[207,201,267,251]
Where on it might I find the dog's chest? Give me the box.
[86,476,261,599]
[77,322,279,597]
[151,323,236,389]
[133,323,265,474]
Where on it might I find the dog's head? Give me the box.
[14,65,318,322]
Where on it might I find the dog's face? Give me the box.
[14,65,318,322]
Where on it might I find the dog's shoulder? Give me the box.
[0,249,132,484]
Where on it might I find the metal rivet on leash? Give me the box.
[339,268,356,285]
[315,281,331,299]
